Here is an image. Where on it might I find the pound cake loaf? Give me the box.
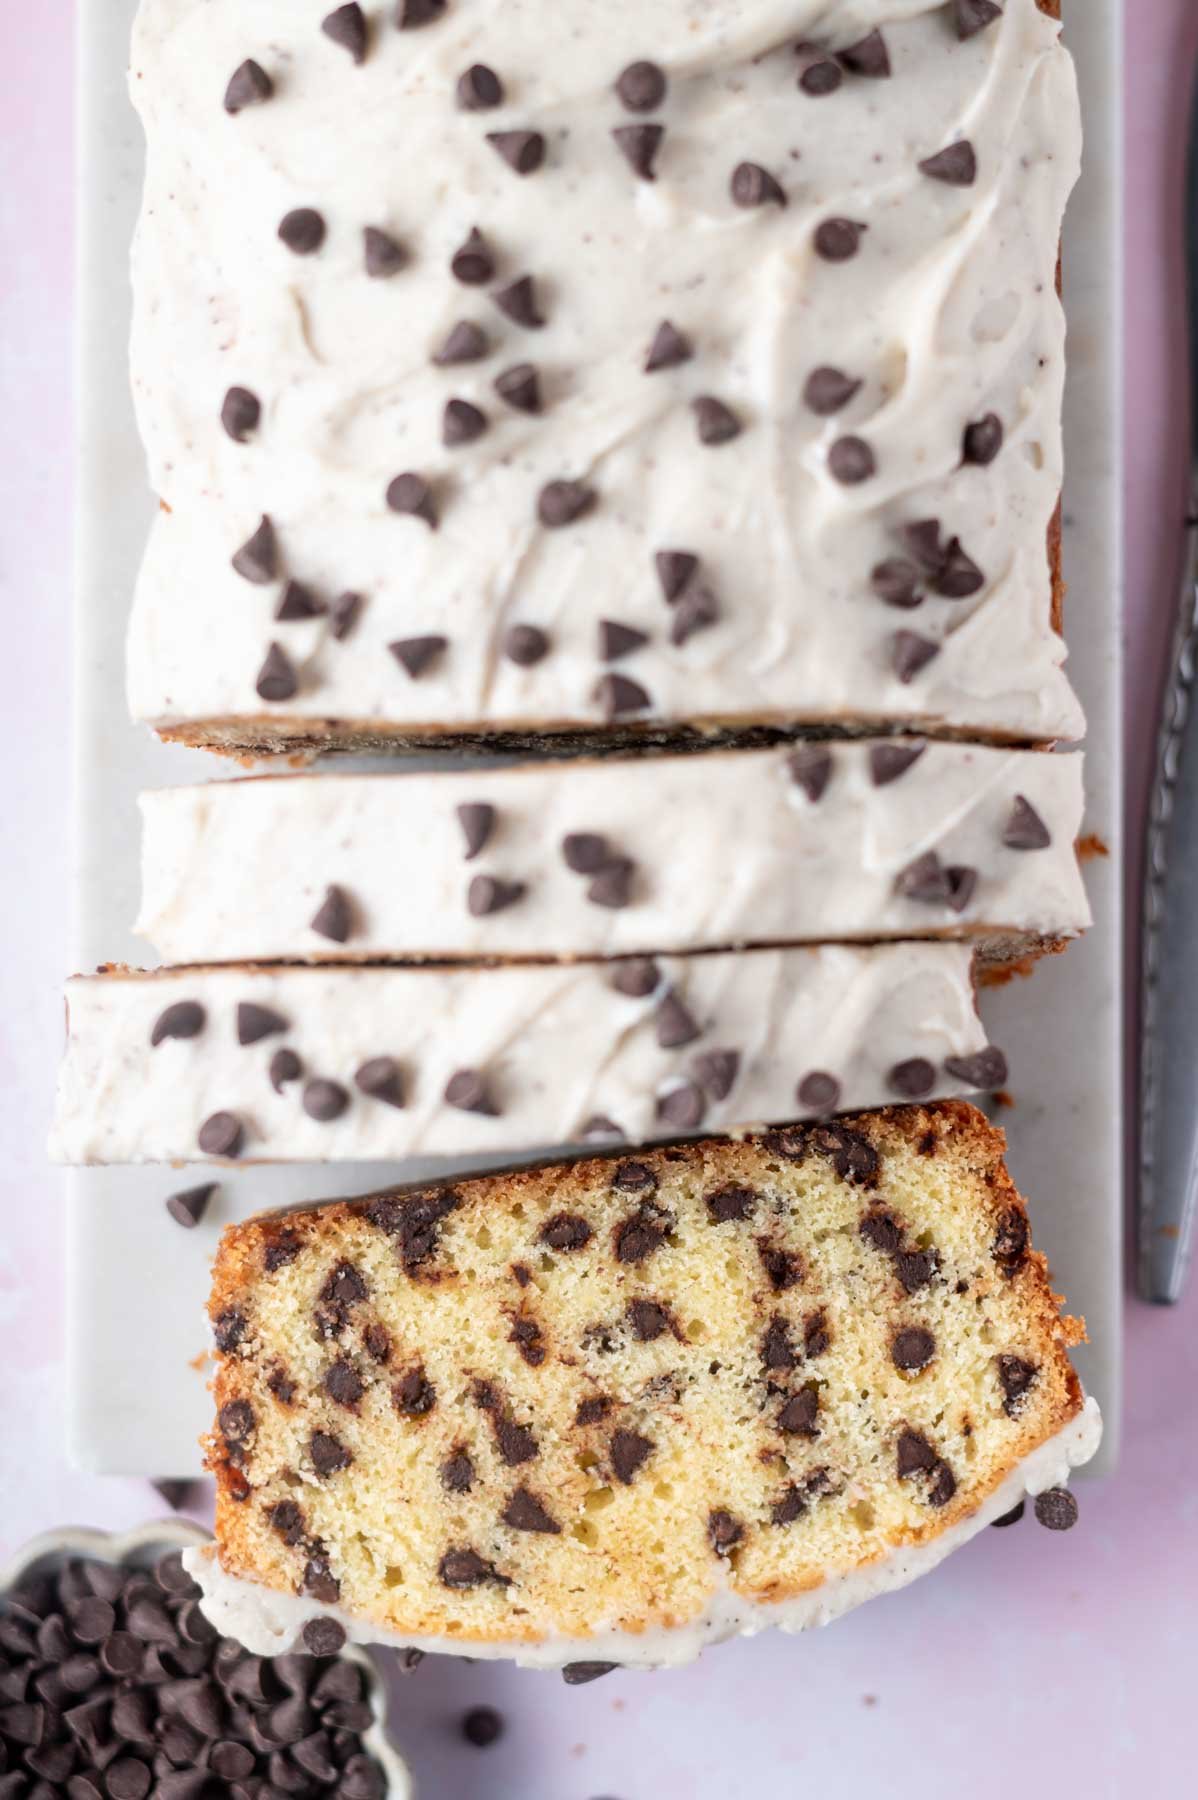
[127,0,1081,752]
[185,1104,1101,1670]
[136,742,1090,967]
[51,943,1006,1165]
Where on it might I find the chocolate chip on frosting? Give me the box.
[494,362,542,413]
[275,580,326,621]
[869,741,926,786]
[304,1078,350,1122]
[457,801,496,861]
[945,1046,1009,1090]
[889,1059,936,1099]
[165,1183,215,1229]
[457,63,504,109]
[588,859,635,910]
[355,1057,406,1108]
[838,30,891,78]
[828,436,876,483]
[386,472,439,528]
[330,591,363,640]
[645,320,693,373]
[616,60,668,112]
[363,225,406,277]
[613,124,665,180]
[468,874,525,916]
[611,957,660,998]
[670,583,720,645]
[150,1000,205,1047]
[656,1082,706,1130]
[310,884,353,943]
[595,672,652,718]
[599,619,649,661]
[1003,794,1052,851]
[255,642,298,703]
[655,550,699,603]
[692,396,743,446]
[804,367,862,416]
[443,398,489,447]
[814,217,865,261]
[198,1112,243,1158]
[692,1048,740,1101]
[963,412,1004,465]
[787,743,833,803]
[322,4,368,62]
[221,386,261,443]
[538,479,596,527]
[955,0,1004,39]
[444,1069,499,1115]
[655,990,702,1049]
[731,162,787,208]
[391,635,448,679]
[894,851,953,907]
[237,1003,287,1046]
[435,320,489,365]
[796,44,842,97]
[231,514,278,584]
[494,275,546,328]
[798,1070,841,1112]
[451,227,496,286]
[504,623,550,665]
[270,1048,303,1092]
[223,59,273,114]
[278,208,326,256]
[892,630,941,684]
[871,559,924,609]
[397,0,447,26]
[919,140,978,186]
[487,130,546,175]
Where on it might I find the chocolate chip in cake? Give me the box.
[761,1315,798,1371]
[595,672,652,719]
[323,1360,365,1410]
[397,0,447,25]
[839,29,891,77]
[955,0,1003,39]
[627,1298,673,1342]
[814,217,866,261]
[692,1048,740,1101]
[935,538,985,599]
[1003,794,1052,851]
[829,436,876,483]
[610,1429,654,1484]
[777,1386,820,1437]
[255,641,298,703]
[213,1307,247,1353]
[892,630,940,684]
[198,1112,244,1159]
[330,591,363,640]
[467,873,525,916]
[310,883,353,943]
[509,1316,545,1367]
[278,208,327,255]
[322,4,368,61]
[268,1500,307,1545]
[895,1250,937,1294]
[992,1207,1030,1277]
[616,60,667,111]
[655,991,702,1050]
[457,63,504,109]
[731,162,787,208]
[599,619,650,662]
[309,1431,352,1477]
[804,1310,830,1358]
[391,635,449,680]
[869,741,926,786]
[362,1322,392,1365]
[804,367,862,416]
[575,1395,611,1426]
[1034,1488,1079,1531]
[562,1661,619,1685]
[385,472,439,528]
[321,1260,368,1311]
[150,1000,205,1047]
[451,227,496,286]
[224,60,273,114]
[444,1068,499,1115]
[502,1488,561,1534]
[871,558,924,609]
[495,275,546,329]
[707,1510,745,1556]
[896,1428,938,1479]
[237,1002,288,1046]
[435,321,490,366]
[165,1183,215,1230]
[538,479,595,527]
[995,1353,1039,1415]
[491,1410,538,1467]
[692,395,743,446]
[613,124,664,180]
[757,1241,803,1292]
[919,140,978,186]
[892,1327,936,1372]
[438,1549,508,1590]
[442,1449,475,1493]
[705,1184,757,1225]
[655,548,699,602]
[645,320,693,373]
[540,1213,593,1252]
[893,850,952,907]
[354,1056,406,1108]
[806,1121,881,1186]
[461,1705,505,1748]
[991,1501,1026,1529]
[487,130,546,175]
[614,1207,668,1265]
[613,1159,658,1192]
[363,225,406,277]
[888,1058,936,1099]
[392,1367,436,1416]
[221,386,261,443]
[494,363,542,415]
[443,398,489,447]
[797,1071,841,1113]
[303,1078,350,1123]
[962,412,1004,465]
[944,1046,1009,1090]
[504,622,551,665]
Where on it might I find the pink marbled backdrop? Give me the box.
[1,3,1195,1794]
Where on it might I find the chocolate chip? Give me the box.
[494,275,546,328]
[797,51,842,97]
[963,412,1004,465]
[761,1316,797,1371]
[1034,1488,1079,1531]
[613,124,664,180]
[224,60,273,114]
[803,367,862,416]
[655,549,699,602]
[327,592,362,641]
[467,874,525,916]
[956,0,1003,39]
[991,1501,1025,1528]
[616,60,667,111]
[731,162,786,208]
[391,635,448,679]
[706,1184,757,1224]
[310,1431,351,1476]
[67,1597,116,1644]
[996,1353,1038,1415]
[443,398,489,447]
[310,883,353,944]
[322,4,368,61]
[814,217,865,261]
[610,1429,653,1484]
[438,1550,508,1590]
[645,320,692,372]
[385,472,438,528]
[705,1512,744,1560]
[891,630,940,684]
[670,582,720,645]
[444,1068,498,1115]
[993,1207,1030,1277]
[220,386,261,444]
[213,1307,247,1353]
[869,741,925,786]
[210,1743,256,1780]
[397,0,447,24]
[692,1048,740,1101]
[896,1428,938,1477]
[237,1002,288,1046]
[150,1000,205,1047]
[692,396,742,446]
[302,1078,349,1124]
[341,1756,388,1800]
[1004,795,1052,850]
[562,1661,618,1685]
[595,672,651,718]
[538,479,595,527]
[198,1112,243,1158]
[487,130,546,175]
[502,1488,560,1534]
[612,1159,658,1192]
[504,623,550,665]
[106,1762,153,1800]
[626,1298,671,1343]
[895,1250,937,1294]
[346,1059,403,1116]
[920,140,977,186]
[828,435,875,483]
[893,850,952,907]
[598,619,649,662]
[888,1058,936,1099]
[442,1448,475,1493]
[610,957,659,998]
[588,859,635,909]
[323,1359,365,1409]
[451,228,496,286]
[778,1386,820,1437]
[435,321,489,366]
[944,1047,1008,1090]
[797,1070,841,1113]
[278,208,326,255]
[781,746,833,808]
[656,1081,705,1130]
[540,1213,592,1251]
[936,539,985,599]
[839,29,890,77]
[656,990,702,1050]
[871,558,924,609]
[457,63,503,109]
[757,1241,803,1292]
[164,1183,214,1231]
[254,639,298,703]
[614,1207,667,1264]
[892,1327,936,1372]
[492,365,541,419]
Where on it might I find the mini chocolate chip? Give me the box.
[892,1327,936,1372]
[888,1058,936,1099]
[330,592,362,640]
[895,1249,937,1294]
[487,130,546,175]
[613,123,664,180]
[798,51,842,97]
[165,1183,213,1230]
[627,1298,673,1342]
[944,1046,1008,1089]
[68,1597,116,1644]
[435,321,489,365]
[397,0,447,25]
[708,1510,744,1555]
[151,1001,205,1047]
[221,386,261,443]
[692,1048,740,1100]
[956,0,1003,39]
[255,641,298,703]
[797,1070,841,1112]
[1034,1487,1079,1531]
[391,635,448,679]
[269,1499,306,1544]
[303,1078,350,1122]
[610,957,659,998]
[804,367,862,415]
[210,1743,256,1781]
[442,1449,475,1493]
[237,1002,288,1046]
[610,1428,653,1484]
[101,1632,143,1677]
[494,275,546,328]
[871,558,924,609]
[993,1206,1030,1277]
[963,412,1004,465]
[778,1386,820,1437]
[935,538,985,599]
[991,1501,1026,1528]
[562,832,612,874]
[892,630,940,684]
[786,744,833,804]
[757,1241,803,1291]
[457,63,504,109]
[438,1549,508,1590]
[896,1429,938,1478]
[462,1706,505,1747]
[616,60,667,111]
[1004,794,1052,850]
[324,1359,365,1408]
[224,60,273,114]
[894,850,953,907]
[198,1112,243,1158]
[828,435,876,483]
[467,874,525,916]
[310,1431,351,1477]
[493,364,542,417]
[502,1487,560,1534]
[814,217,866,261]
[443,398,489,447]
[278,208,326,255]
[614,1208,666,1264]
[563,1661,619,1685]
[504,623,550,665]
[599,619,650,661]
[656,1081,705,1130]
[645,320,692,373]
[920,140,978,186]
[385,472,439,528]
[869,740,926,786]
[692,396,742,446]
[839,29,890,77]
[655,991,701,1050]
[655,549,699,602]
[351,1056,405,1111]
[706,1184,757,1224]
[761,1316,798,1371]
[444,1068,498,1115]
[538,479,595,527]
[588,859,635,909]
[996,1353,1039,1415]
[451,227,496,285]
[322,4,368,62]
[310,883,352,943]
[731,162,786,208]
[670,582,719,644]
[540,1212,592,1251]
[595,672,651,718]
[363,225,406,276]
[107,1762,152,1800]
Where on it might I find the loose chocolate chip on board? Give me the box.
[310,1431,352,1477]
[539,479,596,527]
[956,0,1004,39]
[892,630,940,684]
[457,63,504,109]
[304,1078,350,1122]
[386,472,439,527]
[814,217,866,261]
[610,1429,654,1484]
[224,59,273,113]
[278,208,327,255]
[495,275,546,328]
[494,362,542,413]
[504,622,551,665]
[888,1058,936,1099]
[995,1353,1039,1415]
[869,740,926,786]
[322,3,368,61]
[198,1112,244,1158]
[963,412,1004,465]
[944,1046,1009,1089]
[462,1705,505,1747]
[438,1549,509,1589]
[614,1207,667,1264]
[705,1184,758,1224]
[692,1048,740,1100]
[443,398,489,446]
[363,225,406,277]
[391,635,449,679]
[1003,794,1053,850]
[655,548,699,602]
[617,59,667,111]
[804,366,862,415]
[436,320,489,365]
[150,1000,205,1046]
[502,1487,561,1533]
[444,1068,499,1115]
[692,395,743,446]
[892,1327,936,1372]
[397,0,448,25]
[237,1002,288,1045]
[731,162,787,208]
[839,29,891,77]
[645,320,693,372]
[221,385,260,442]
[165,1183,214,1229]
[613,123,665,180]
[828,435,876,483]
[232,515,278,584]
[451,227,496,285]
[442,1449,475,1493]
[563,1660,619,1685]
[487,130,546,175]
[919,140,978,186]
[797,1070,841,1113]
[310,883,353,943]
[655,990,702,1049]
[778,1386,820,1437]
[872,558,924,609]
[354,1056,406,1108]
[991,1500,1026,1528]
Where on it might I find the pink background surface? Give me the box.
[1,3,1195,1794]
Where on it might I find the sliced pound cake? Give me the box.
[186,1104,1100,1670]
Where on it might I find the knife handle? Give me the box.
[1140,508,1198,1302]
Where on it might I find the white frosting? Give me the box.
[135,743,1090,964]
[51,943,995,1165]
[127,0,1082,745]
[183,1397,1102,1670]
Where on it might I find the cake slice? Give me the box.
[185,1104,1101,1671]
[136,743,1090,968]
[51,943,1005,1166]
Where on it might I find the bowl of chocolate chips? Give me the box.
[0,1520,411,1798]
